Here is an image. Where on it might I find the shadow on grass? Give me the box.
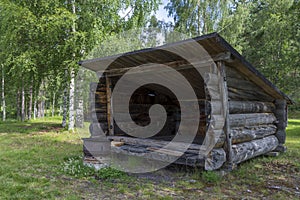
[0,120,63,134]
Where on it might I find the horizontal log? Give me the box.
[225,65,245,80]
[108,136,207,153]
[216,124,277,146]
[111,144,206,167]
[229,113,276,127]
[228,87,274,102]
[111,143,225,169]
[227,77,274,101]
[232,135,279,164]
[229,101,275,114]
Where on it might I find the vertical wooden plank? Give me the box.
[217,61,234,170]
[106,75,114,135]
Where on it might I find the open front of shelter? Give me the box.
[80,32,292,171]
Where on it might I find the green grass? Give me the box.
[0,114,299,199]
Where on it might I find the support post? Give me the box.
[217,61,234,170]
[106,76,114,135]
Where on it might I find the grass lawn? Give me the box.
[0,115,299,199]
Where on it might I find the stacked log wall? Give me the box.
[224,65,285,165]
[89,78,108,137]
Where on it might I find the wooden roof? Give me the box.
[80,32,292,104]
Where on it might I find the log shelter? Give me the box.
[80,32,292,170]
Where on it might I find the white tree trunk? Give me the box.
[16,90,20,120]
[28,82,33,120]
[68,69,75,130]
[33,87,37,120]
[62,86,68,127]
[75,69,84,128]
[68,0,77,131]
[21,81,25,122]
[52,93,55,117]
[1,64,5,121]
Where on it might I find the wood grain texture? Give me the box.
[274,99,287,146]
[229,101,275,114]
[231,135,278,164]
[229,113,276,127]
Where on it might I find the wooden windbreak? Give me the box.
[224,64,281,165]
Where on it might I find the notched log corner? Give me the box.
[204,148,226,171]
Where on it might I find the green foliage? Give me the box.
[201,171,221,183]
[0,0,161,121]
[164,0,299,107]
[61,156,95,178]
[240,0,299,103]
[96,167,127,180]
[0,116,299,198]
[62,155,127,179]
[165,0,230,36]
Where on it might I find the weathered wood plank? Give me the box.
[217,61,233,169]
[231,135,279,164]
[229,101,275,114]
[229,113,276,127]
[106,77,113,135]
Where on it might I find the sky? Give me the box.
[119,0,173,23]
[155,0,173,23]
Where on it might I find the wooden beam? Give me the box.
[217,61,233,170]
[106,76,114,135]
[229,113,276,127]
[229,101,275,114]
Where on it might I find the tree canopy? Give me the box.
[0,0,298,125]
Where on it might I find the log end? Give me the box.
[204,148,226,171]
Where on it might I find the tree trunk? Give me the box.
[75,69,84,128]
[52,93,55,117]
[62,87,68,127]
[38,81,45,118]
[16,89,20,120]
[33,88,37,120]
[68,69,75,130]
[28,81,33,120]
[62,70,68,128]
[1,64,5,121]
[21,81,25,122]
[68,0,76,131]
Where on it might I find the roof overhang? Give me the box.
[80,32,293,104]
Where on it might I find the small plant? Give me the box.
[61,156,95,178]
[95,167,127,180]
[201,171,221,183]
